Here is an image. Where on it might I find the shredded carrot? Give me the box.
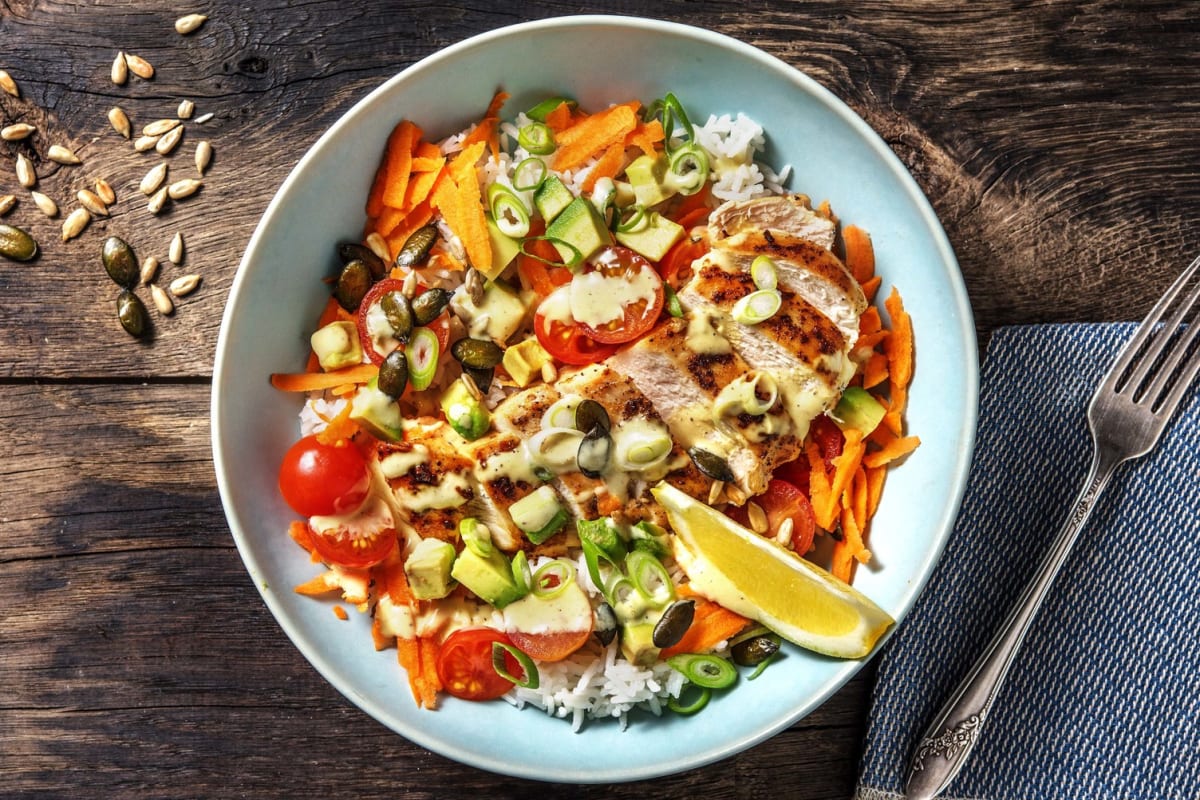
[397,636,424,705]
[660,591,750,659]
[864,435,921,468]
[381,120,419,209]
[823,429,864,528]
[625,117,665,156]
[431,140,491,271]
[830,543,854,583]
[552,102,638,172]
[418,636,442,707]
[883,287,913,435]
[815,199,838,225]
[384,199,435,262]
[668,182,713,224]
[294,573,339,596]
[865,465,887,519]
[371,615,391,651]
[849,465,869,533]
[270,362,378,392]
[842,224,875,285]
[581,141,626,193]
[287,520,322,564]
[860,274,883,303]
[403,163,444,211]
[460,90,509,162]
[374,205,407,239]
[333,605,349,620]
[315,401,359,445]
[543,101,574,132]
[859,305,882,336]
[410,140,444,172]
[807,442,837,530]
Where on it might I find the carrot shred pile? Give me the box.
[660,586,751,659]
[552,102,639,172]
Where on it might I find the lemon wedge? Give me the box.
[651,482,894,658]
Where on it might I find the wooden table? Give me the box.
[3,3,1196,797]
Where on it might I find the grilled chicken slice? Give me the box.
[708,195,837,251]
[461,431,550,551]
[374,419,476,546]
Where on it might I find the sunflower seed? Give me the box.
[134,134,159,152]
[540,361,557,384]
[61,207,91,241]
[400,270,418,298]
[150,283,174,315]
[140,162,168,195]
[0,70,18,98]
[1,123,36,141]
[775,517,795,548]
[460,371,482,401]
[139,255,159,286]
[111,52,128,85]
[94,178,117,205]
[193,112,214,124]
[465,267,484,305]
[167,178,200,200]
[147,186,168,215]
[707,479,725,505]
[48,144,82,165]
[16,154,36,188]
[365,232,389,263]
[31,191,58,218]
[125,54,154,80]
[746,501,769,535]
[175,14,207,34]
[169,232,184,264]
[77,189,109,216]
[169,274,200,297]
[155,125,183,155]
[177,99,195,119]
[108,107,132,139]
[194,140,212,175]
[143,118,180,137]
[0,195,15,216]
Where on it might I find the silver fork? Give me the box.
[905,255,1200,800]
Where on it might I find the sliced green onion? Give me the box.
[577,517,625,594]
[488,184,531,238]
[541,396,582,430]
[750,255,778,291]
[532,558,576,599]
[630,520,669,558]
[747,651,777,681]
[459,517,492,557]
[532,465,555,483]
[606,574,648,620]
[520,235,582,268]
[664,285,684,318]
[667,685,711,715]
[511,549,532,594]
[405,325,440,390]
[509,485,563,535]
[591,177,617,225]
[615,204,649,234]
[626,550,675,606]
[730,289,782,325]
[526,508,568,545]
[665,143,710,196]
[512,157,548,191]
[492,642,539,689]
[517,121,555,155]
[666,653,738,689]
[647,92,695,150]
[526,96,576,122]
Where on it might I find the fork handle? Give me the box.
[904,444,1123,800]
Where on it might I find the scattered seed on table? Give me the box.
[1,123,36,141]
[16,154,36,188]
[0,70,18,98]
[0,222,38,261]
[125,54,154,80]
[48,144,82,165]
[140,162,168,195]
[195,140,212,175]
[169,232,184,264]
[177,99,195,119]
[147,186,168,215]
[61,207,91,241]
[102,236,139,288]
[139,255,159,286]
[143,118,180,137]
[30,191,58,218]
[193,112,214,124]
[77,189,109,216]
[175,14,208,34]
[150,283,174,315]
[117,289,149,337]
[167,178,200,200]
[95,178,117,205]
[111,52,128,85]
[169,274,200,296]
[108,107,132,139]
[156,125,183,155]
[0,195,15,216]
[134,135,159,152]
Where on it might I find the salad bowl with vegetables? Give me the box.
[212,15,976,782]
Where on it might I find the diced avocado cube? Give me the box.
[450,546,526,608]
[310,320,363,371]
[404,538,457,600]
[483,215,522,281]
[545,197,613,265]
[614,211,685,263]
[349,382,404,442]
[509,485,567,544]
[440,377,490,440]
[534,175,575,224]
[620,620,661,667]
[501,338,552,387]
[624,153,676,208]
[829,387,887,435]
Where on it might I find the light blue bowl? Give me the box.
[212,15,977,783]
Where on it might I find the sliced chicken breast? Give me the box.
[374,419,476,546]
[708,194,837,251]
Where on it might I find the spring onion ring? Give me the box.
[730,289,782,325]
[667,685,711,715]
[487,183,531,238]
[532,558,576,599]
[518,121,555,155]
[492,642,539,690]
[666,653,738,689]
[512,157,548,191]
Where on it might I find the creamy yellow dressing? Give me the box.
[308,494,393,538]
[378,446,429,479]
[685,309,732,354]
[568,264,660,328]
[394,471,471,512]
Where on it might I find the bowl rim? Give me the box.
[212,13,978,782]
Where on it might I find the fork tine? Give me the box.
[1146,303,1200,414]
[1110,253,1200,396]
[1136,267,1200,407]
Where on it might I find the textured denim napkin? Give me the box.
[855,323,1200,800]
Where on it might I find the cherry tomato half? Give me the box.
[775,415,846,495]
[730,478,817,555]
[278,434,370,517]
[507,628,592,663]
[355,279,451,366]
[533,290,621,366]
[436,628,527,701]
[308,522,396,569]
[576,246,665,344]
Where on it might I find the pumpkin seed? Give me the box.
[30,191,57,218]
[593,603,618,646]
[379,290,413,342]
[77,189,109,217]
[464,365,494,394]
[731,633,780,667]
[0,70,18,98]
[169,232,184,264]
[411,287,451,325]
[1,123,36,141]
[652,600,696,649]
[61,207,91,241]
[147,186,168,215]
[688,447,735,483]
[575,399,611,434]
[102,236,139,288]
[177,99,195,119]
[395,224,437,268]
[377,350,409,398]
[0,195,15,216]
[48,144,82,165]
[108,107,132,139]
[0,223,38,261]
[140,162,168,195]
[125,54,154,80]
[451,337,503,370]
[150,283,174,315]
[337,242,385,280]
[193,112,214,124]
[167,178,201,199]
[117,290,149,337]
[364,232,389,263]
[111,52,128,85]
[577,426,612,478]
[194,140,211,175]
[334,260,372,311]
[175,13,207,34]
[155,125,184,155]
[134,135,159,152]
[139,255,159,286]
[143,119,180,137]
[15,154,36,188]
[169,274,200,296]
[94,178,117,205]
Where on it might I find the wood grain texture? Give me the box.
[2,1,1198,797]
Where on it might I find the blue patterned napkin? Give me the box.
[855,323,1200,800]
